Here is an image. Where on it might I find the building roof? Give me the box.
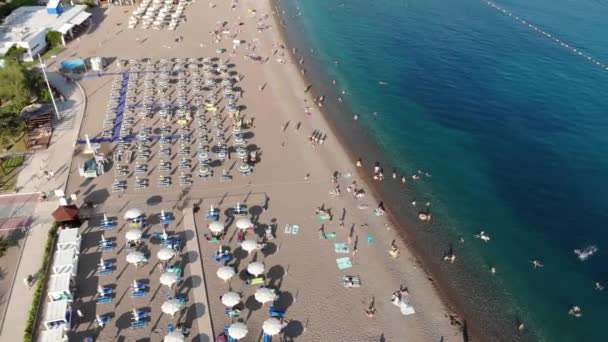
[44,299,69,323]
[48,273,71,295]
[52,205,80,222]
[0,5,88,46]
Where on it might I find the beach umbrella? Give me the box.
[126,251,146,264]
[208,221,225,234]
[221,291,241,307]
[216,266,236,282]
[247,262,265,277]
[240,240,258,253]
[238,163,250,172]
[164,331,185,342]
[262,317,283,336]
[198,166,211,176]
[235,217,252,230]
[254,287,275,304]
[125,229,143,241]
[157,247,176,261]
[160,272,180,287]
[161,299,185,317]
[124,208,144,220]
[228,322,248,340]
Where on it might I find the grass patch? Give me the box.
[0,134,27,154]
[22,46,66,68]
[0,155,25,192]
[23,222,58,342]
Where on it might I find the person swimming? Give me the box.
[568,306,582,318]
[530,260,543,269]
[474,230,491,242]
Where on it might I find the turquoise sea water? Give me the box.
[277,0,608,340]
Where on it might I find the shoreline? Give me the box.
[57,0,491,340]
[269,0,529,341]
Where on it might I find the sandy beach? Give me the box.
[55,0,464,340]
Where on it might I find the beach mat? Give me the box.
[323,233,336,239]
[334,243,349,253]
[336,257,352,270]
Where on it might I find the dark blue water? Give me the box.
[277,0,608,340]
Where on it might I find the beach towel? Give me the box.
[291,225,300,234]
[317,213,330,221]
[336,257,352,270]
[284,224,292,234]
[343,276,361,288]
[247,277,265,285]
[323,233,336,239]
[366,233,376,244]
[334,243,349,254]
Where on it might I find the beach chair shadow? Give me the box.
[244,295,262,321]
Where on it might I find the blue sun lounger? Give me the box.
[269,306,285,317]
[131,290,146,298]
[131,320,146,329]
[133,310,148,320]
[263,333,272,342]
[97,296,112,304]
[98,243,113,251]
[224,325,237,342]
[100,260,113,268]
[98,286,112,295]
[97,268,112,276]
[132,281,146,290]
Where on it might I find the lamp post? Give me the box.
[37,54,60,120]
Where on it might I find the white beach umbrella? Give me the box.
[208,221,225,234]
[254,287,275,304]
[126,251,146,264]
[157,247,176,261]
[124,208,144,220]
[164,331,185,342]
[228,322,248,340]
[221,291,241,307]
[240,240,258,253]
[160,272,179,287]
[161,299,185,317]
[235,217,252,230]
[125,229,143,241]
[262,317,283,336]
[216,266,236,282]
[247,261,265,277]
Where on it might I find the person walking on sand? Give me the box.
[365,299,376,318]
[356,158,362,168]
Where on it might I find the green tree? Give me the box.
[46,31,63,49]
[3,44,28,61]
[0,235,16,257]
[0,59,46,141]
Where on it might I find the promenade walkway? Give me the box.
[182,208,214,342]
[0,70,86,340]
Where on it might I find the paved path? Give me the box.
[182,208,214,342]
[0,71,86,340]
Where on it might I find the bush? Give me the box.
[3,44,28,61]
[45,31,63,49]
[23,222,59,342]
